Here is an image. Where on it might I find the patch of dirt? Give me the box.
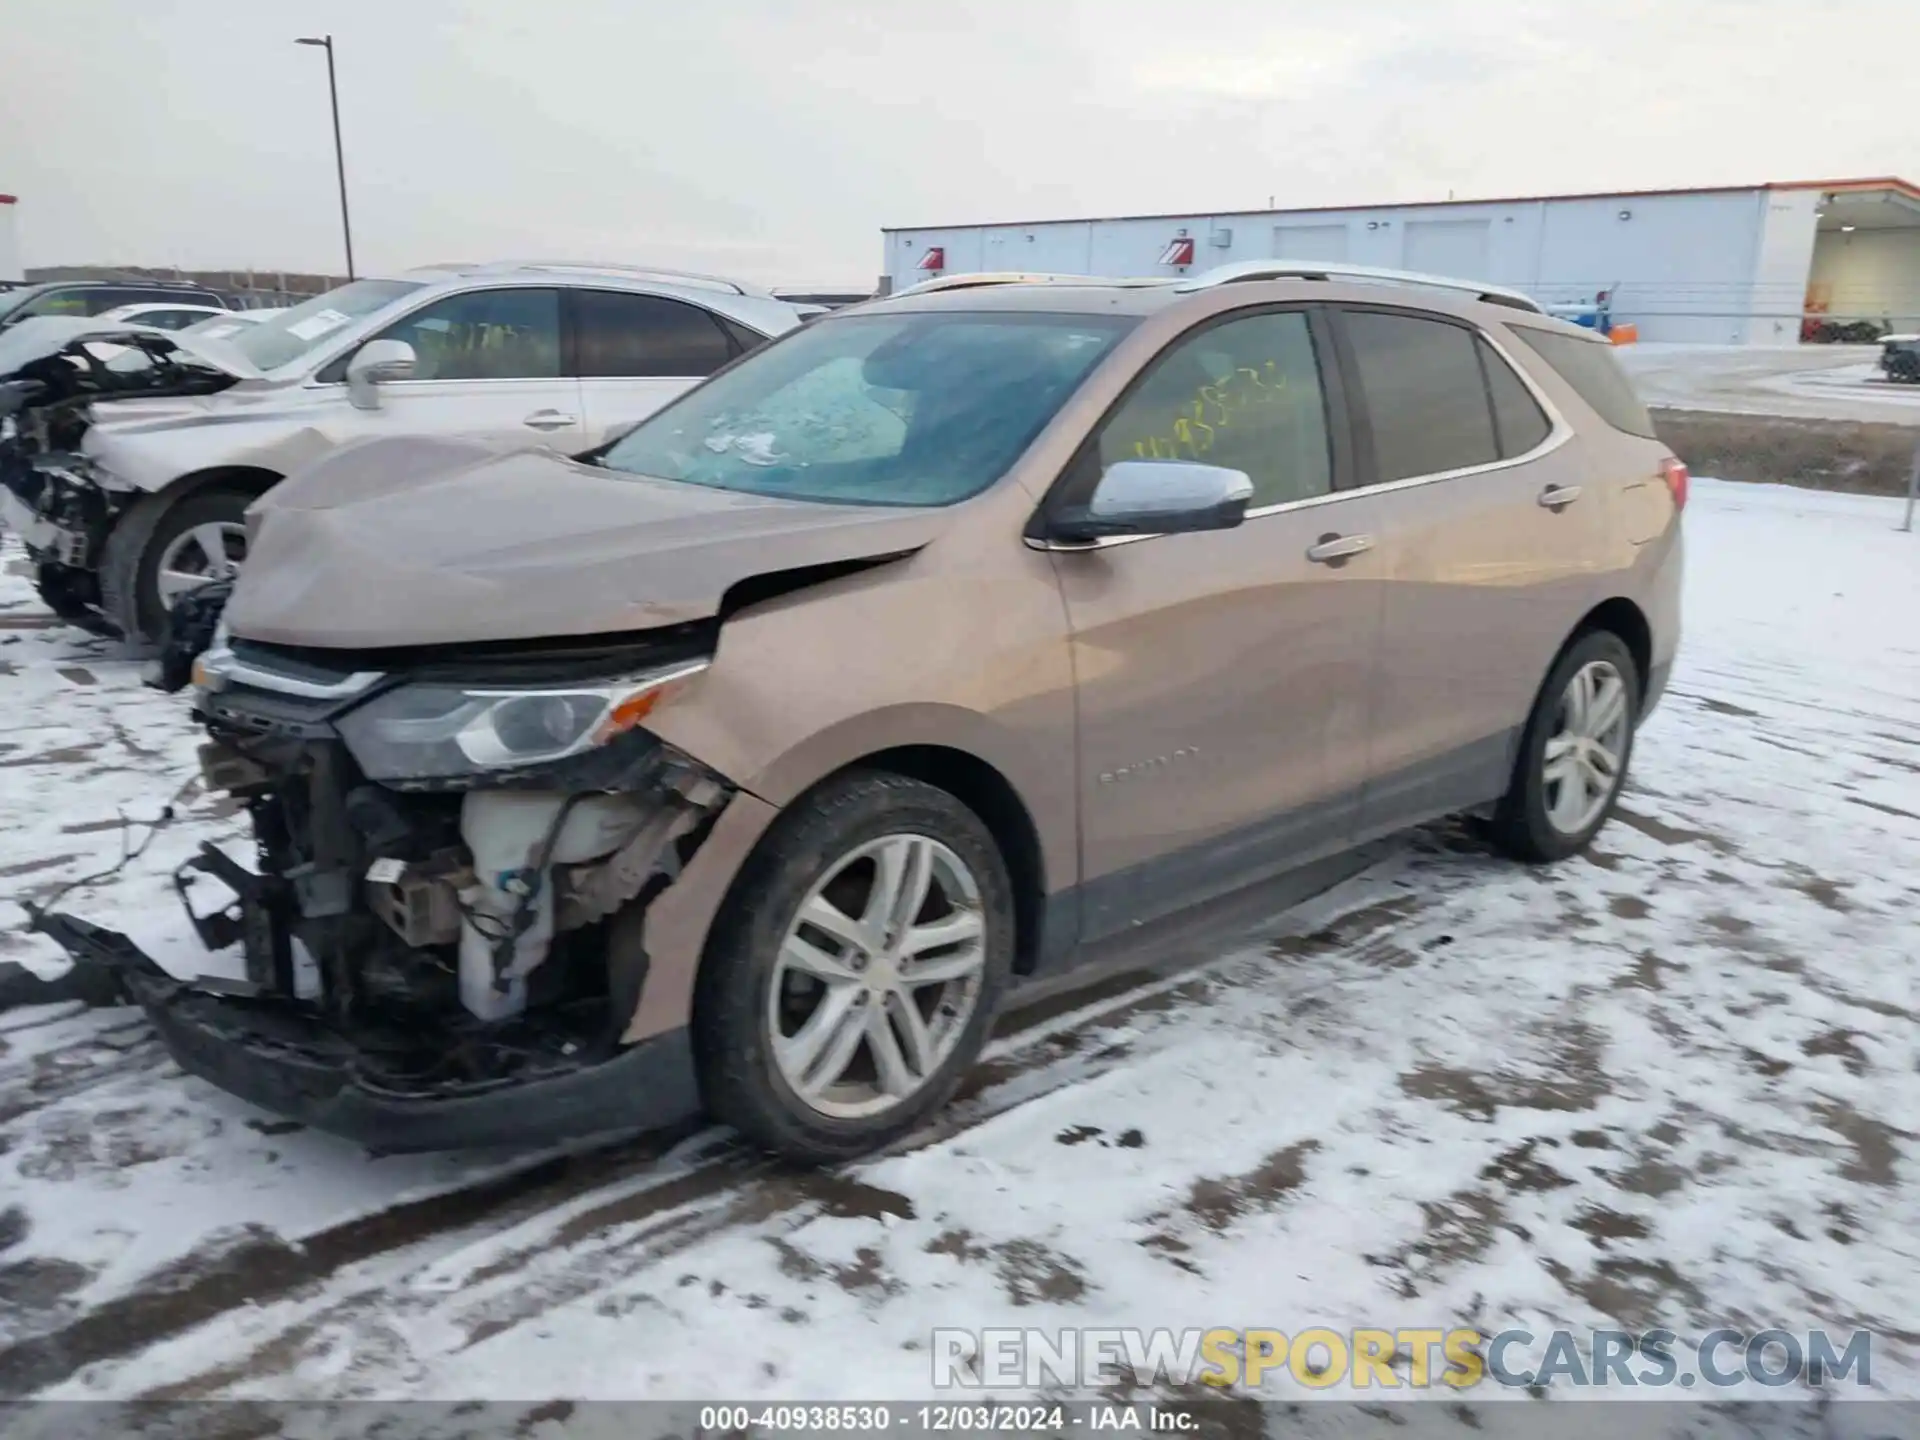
[0,853,78,880]
[1607,895,1651,919]
[58,817,131,836]
[1570,1130,1614,1150]
[1742,1048,1793,1078]
[1478,1139,1573,1196]
[1699,698,1759,718]
[1138,1232,1200,1276]
[54,667,96,686]
[1548,1255,1706,1332]
[769,1238,824,1281]
[0,744,101,769]
[1800,1028,1871,1076]
[1846,795,1920,822]
[1814,1103,1904,1187]
[0,1255,98,1330]
[1612,806,1738,856]
[924,1229,990,1265]
[786,1172,915,1223]
[1056,1125,1102,1146]
[1612,1157,1690,1198]
[1399,1020,1611,1120]
[14,1107,208,1182]
[1782,869,1852,912]
[1613,949,1682,992]
[1571,1207,1652,1248]
[1269,895,1421,962]
[832,1246,900,1297]
[1369,1187,1506,1299]
[1180,1140,1320,1232]
[994,1238,1089,1306]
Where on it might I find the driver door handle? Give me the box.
[1305,532,1375,564]
[523,409,578,431]
[1538,483,1583,509]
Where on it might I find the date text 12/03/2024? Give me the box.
[696,1405,1196,1434]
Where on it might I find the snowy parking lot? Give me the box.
[0,480,1915,1411]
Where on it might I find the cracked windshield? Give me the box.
[602,312,1133,505]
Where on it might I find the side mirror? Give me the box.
[345,338,416,409]
[1049,460,1254,543]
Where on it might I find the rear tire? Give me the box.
[1490,630,1641,863]
[101,488,253,647]
[693,771,1015,1165]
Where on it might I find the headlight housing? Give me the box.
[336,660,708,782]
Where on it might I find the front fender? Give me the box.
[84,405,333,494]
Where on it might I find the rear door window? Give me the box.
[1508,325,1657,438]
[571,290,735,378]
[715,313,772,356]
[1478,337,1553,456]
[1342,310,1498,483]
[1096,310,1333,508]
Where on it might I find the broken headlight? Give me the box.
[335,660,708,782]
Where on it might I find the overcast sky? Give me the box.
[2,0,1914,288]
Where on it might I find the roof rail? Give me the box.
[1172,261,1544,313]
[890,271,1175,298]
[890,271,1101,297]
[452,261,769,297]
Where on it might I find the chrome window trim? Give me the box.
[1028,323,1571,553]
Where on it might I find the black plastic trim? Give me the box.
[25,914,703,1154]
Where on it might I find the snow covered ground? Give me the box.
[0,480,1915,1417]
[1617,343,1920,425]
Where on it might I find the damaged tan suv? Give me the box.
[32,263,1684,1162]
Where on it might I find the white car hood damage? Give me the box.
[226,436,953,649]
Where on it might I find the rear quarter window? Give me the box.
[1509,325,1657,439]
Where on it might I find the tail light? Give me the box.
[1660,456,1689,512]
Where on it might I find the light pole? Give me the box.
[295,35,355,279]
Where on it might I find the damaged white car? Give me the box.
[0,262,801,642]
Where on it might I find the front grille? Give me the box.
[201,684,344,738]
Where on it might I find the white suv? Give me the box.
[0,262,803,642]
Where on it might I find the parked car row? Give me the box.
[9,261,1684,1164]
[1,261,805,639]
[0,277,238,332]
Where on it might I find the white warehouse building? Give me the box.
[0,193,19,284]
[881,176,1920,345]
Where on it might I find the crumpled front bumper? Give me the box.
[25,913,703,1154]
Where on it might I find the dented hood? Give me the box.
[225,436,953,648]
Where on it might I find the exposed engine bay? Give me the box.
[0,329,236,631]
[30,615,736,1148]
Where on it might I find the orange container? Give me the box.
[1609,324,1639,346]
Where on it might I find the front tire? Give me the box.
[32,562,114,636]
[693,771,1015,1164]
[1491,630,1641,863]
[101,488,252,646]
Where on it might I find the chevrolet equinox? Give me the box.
[34,263,1684,1162]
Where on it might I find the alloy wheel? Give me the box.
[1542,658,1631,835]
[155,521,247,605]
[767,833,987,1119]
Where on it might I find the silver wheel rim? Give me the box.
[1543,659,1630,835]
[155,521,247,605]
[768,833,987,1120]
